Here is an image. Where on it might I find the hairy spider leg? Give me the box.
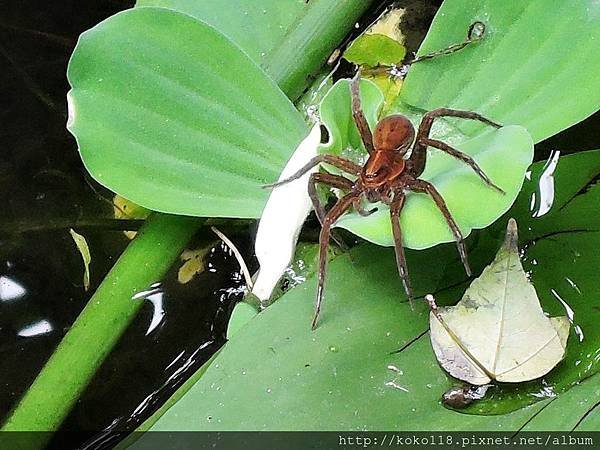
[350,70,375,154]
[308,172,354,223]
[410,107,502,178]
[421,138,504,193]
[263,154,361,189]
[313,192,359,329]
[389,192,414,308]
[308,172,355,250]
[410,179,472,277]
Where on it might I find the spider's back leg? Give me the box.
[410,179,472,277]
[389,192,414,308]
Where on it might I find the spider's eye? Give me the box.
[366,170,379,179]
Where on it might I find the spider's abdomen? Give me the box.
[373,115,415,154]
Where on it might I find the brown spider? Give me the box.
[267,71,504,329]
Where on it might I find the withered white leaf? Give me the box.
[252,124,320,303]
[429,218,570,385]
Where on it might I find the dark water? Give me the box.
[0,1,256,448]
[1,0,598,449]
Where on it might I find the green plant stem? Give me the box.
[1,214,201,435]
[266,0,374,100]
[0,0,375,442]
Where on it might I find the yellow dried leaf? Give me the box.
[69,228,91,291]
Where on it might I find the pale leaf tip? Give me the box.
[503,217,519,252]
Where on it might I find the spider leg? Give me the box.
[263,154,361,188]
[389,192,414,309]
[410,179,472,277]
[350,70,375,155]
[309,172,355,251]
[420,138,505,194]
[417,108,502,142]
[410,108,502,176]
[313,192,359,330]
[308,173,354,222]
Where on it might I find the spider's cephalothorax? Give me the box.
[266,72,504,329]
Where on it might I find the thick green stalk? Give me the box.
[265,0,375,100]
[1,214,201,436]
[1,0,375,442]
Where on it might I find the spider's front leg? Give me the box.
[263,154,361,189]
[308,172,355,251]
[410,108,504,193]
[313,192,359,330]
[308,172,354,224]
[410,179,472,277]
[421,138,504,194]
[350,70,375,155]
[416,108,502,143]
[389,192,415,309]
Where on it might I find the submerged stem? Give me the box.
[1,214,201,441]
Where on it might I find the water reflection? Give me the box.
[0,275,27,303]
[17,319,54,338]
[132,282,165,336]
[530,150,560,218]
[550,288,584,342]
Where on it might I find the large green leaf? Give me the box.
[67,7,307,219]
[136,0,375,100]
[136,0,310,64]
[135,245,548,433]
[400,0,600,143]
[518,373,600,431]
[134,151,600,433]
[317,79,533,248]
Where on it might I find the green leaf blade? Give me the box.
[136,0,306,65]
[136,0,376,100]
[131,245,545,434]
[400,0,600,143]
[137,151,600,431]
[67,7,307,218]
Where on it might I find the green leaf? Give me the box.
[136,0,311,65]
[518,373,600,431]
[344,33,406,67]
[317,79,533,248]
[399,0,600,143]
[136,152,600,432]
[67,7,307,219]
[133,245,547,433]
[69,228,92,291]
[136,0,375,100]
